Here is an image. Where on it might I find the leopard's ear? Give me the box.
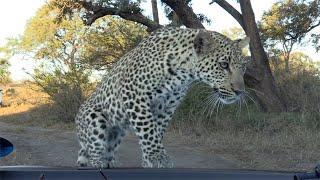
[194,31,214,55]
[235,36,250,49]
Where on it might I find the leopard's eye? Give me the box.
[219,62,229,69]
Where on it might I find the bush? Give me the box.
[33,68,93,122]
[171,56,320,132]
[275,57,320,128]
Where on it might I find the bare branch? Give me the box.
[79,1,162,32]
[306,20,320,33]
[211,0,245,29]
[151,0,160,24]
[161,0,204,29]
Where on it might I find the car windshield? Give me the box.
[0,0,320,173]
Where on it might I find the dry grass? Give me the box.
[0,83,49,107]
[1,79,319,171]
[0,82,74,130]
[169,84,320,171]
[171,122,319,171]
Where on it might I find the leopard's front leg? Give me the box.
[151,84,189,139]
[139,130,173,168]
[136,117,173,168]
[127,98,173,168]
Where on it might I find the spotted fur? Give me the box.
[75,27,250,168]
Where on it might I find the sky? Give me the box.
[0,0,319,81]
[0,0,45,81]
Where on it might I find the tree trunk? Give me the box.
[284,54,290,73]
[283,41,293,73]
[171,11,181,26]
[165,0,286,112]
[79,0,287,112]
[151,0,159,24]
[161,0,205,29]
[239,0,287,112]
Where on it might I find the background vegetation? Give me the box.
[0,0,319,171]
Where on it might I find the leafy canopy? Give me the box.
[259,0,320,72]
[2,1,147,120]
[260,0,320,47]
[17,1,147,71]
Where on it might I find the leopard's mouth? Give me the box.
[219,97,238,104]
[213,88,240,105]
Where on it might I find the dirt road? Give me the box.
[0,121,238,168]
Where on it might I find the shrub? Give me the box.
[275,55,320,128]
[32,68,93,122]
[171,55,320,132]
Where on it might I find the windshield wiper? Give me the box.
[99,169,108,180]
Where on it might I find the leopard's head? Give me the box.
[194,30,250,104]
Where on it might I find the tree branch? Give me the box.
[306,20,320,33]
[161,0,204,29]
[211,0,245,29]
[79,1,162,32]
[151,0,160,24]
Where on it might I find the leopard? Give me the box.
[75,27,250,168]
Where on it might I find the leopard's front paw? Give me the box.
[142,151,173,168]
[90,157,116,169]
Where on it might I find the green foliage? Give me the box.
[0,39,17,83]
[260,0,320,45]
[269,51,320,124]
[32,65,92,122]
[260,0,320,72]
[0,56,10,83]
[18,2,147,70]
[15,4,92,122]
[5,1,146,121]
[221,27,246,40]
[273,52,320,122]
[0,66,10,84]
[271,51,313,73]
[81,17,147,70]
